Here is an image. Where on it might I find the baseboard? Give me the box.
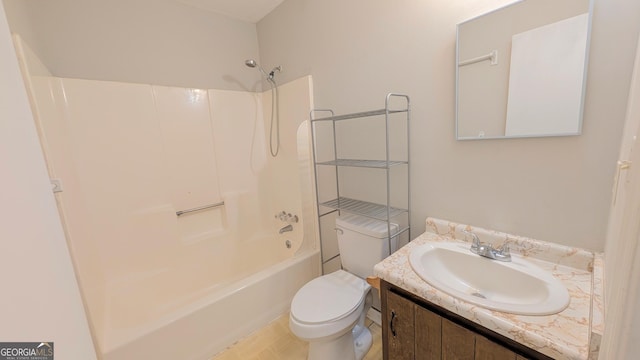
[367,308,381,326]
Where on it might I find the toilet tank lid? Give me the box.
[335,214,399,239]
[291,270,370,324]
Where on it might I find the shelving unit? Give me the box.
[310,93,411,273]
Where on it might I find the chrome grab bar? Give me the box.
[176,201,224,216]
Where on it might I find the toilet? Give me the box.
[289,214,399,360]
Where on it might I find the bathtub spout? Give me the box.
[279,224,293,234]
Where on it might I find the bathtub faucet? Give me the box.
[279,224,293,234]
[275,211,299,224]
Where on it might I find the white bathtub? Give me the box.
[101,234,320,360]
[19,52,319,359]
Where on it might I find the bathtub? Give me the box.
[16,43,319,359]
[101,232,320,360]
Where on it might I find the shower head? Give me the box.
[244,59,281,81]
[245,58,268,78]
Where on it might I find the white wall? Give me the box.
[1,0,262,90]
[0,2,96,359]
[257,0,640,251]
[6,0,635,252]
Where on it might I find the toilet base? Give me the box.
[354,326,372,360]
[305,325,372,360]
[307,330,356,360]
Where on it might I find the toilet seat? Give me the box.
[291,270,368,325]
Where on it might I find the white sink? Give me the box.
[408,242,570,315]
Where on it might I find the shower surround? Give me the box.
[16,38,319,360]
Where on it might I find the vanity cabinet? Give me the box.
[381,280,552,360]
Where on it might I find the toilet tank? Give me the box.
[335,214,399,279]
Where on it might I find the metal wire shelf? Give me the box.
[320,197,408,220]
[311,108,408,122]
[316,159,407,169]
[310,93,411,272]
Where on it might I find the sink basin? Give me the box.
[408,242,569,315]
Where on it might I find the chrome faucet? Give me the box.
[279,224,293,234]
[463,230,511,262]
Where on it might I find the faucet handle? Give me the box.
[493,243,512,261]
[275,211,299,223]
[462,230,481,250]
[497,243,510,256]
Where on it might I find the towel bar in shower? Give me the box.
[176,201,224,216]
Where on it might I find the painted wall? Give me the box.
[0,2,96,358]
[257,0,640,251]
[2,0,638,252]
[1,0,262,90]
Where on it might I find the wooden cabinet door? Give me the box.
[384,291,415,360]
[442,318,475,360]
[382,282,540,360]
[415,305,442,360]
[475,335,517,360]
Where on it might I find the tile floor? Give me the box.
[211,314,383,360]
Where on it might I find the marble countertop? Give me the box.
[373,218,603,360]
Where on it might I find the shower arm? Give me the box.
[268,66,282,80]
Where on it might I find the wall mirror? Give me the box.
[456,0,592,140]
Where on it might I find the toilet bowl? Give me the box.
[289,270,373,360]
[290,214,398,359]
